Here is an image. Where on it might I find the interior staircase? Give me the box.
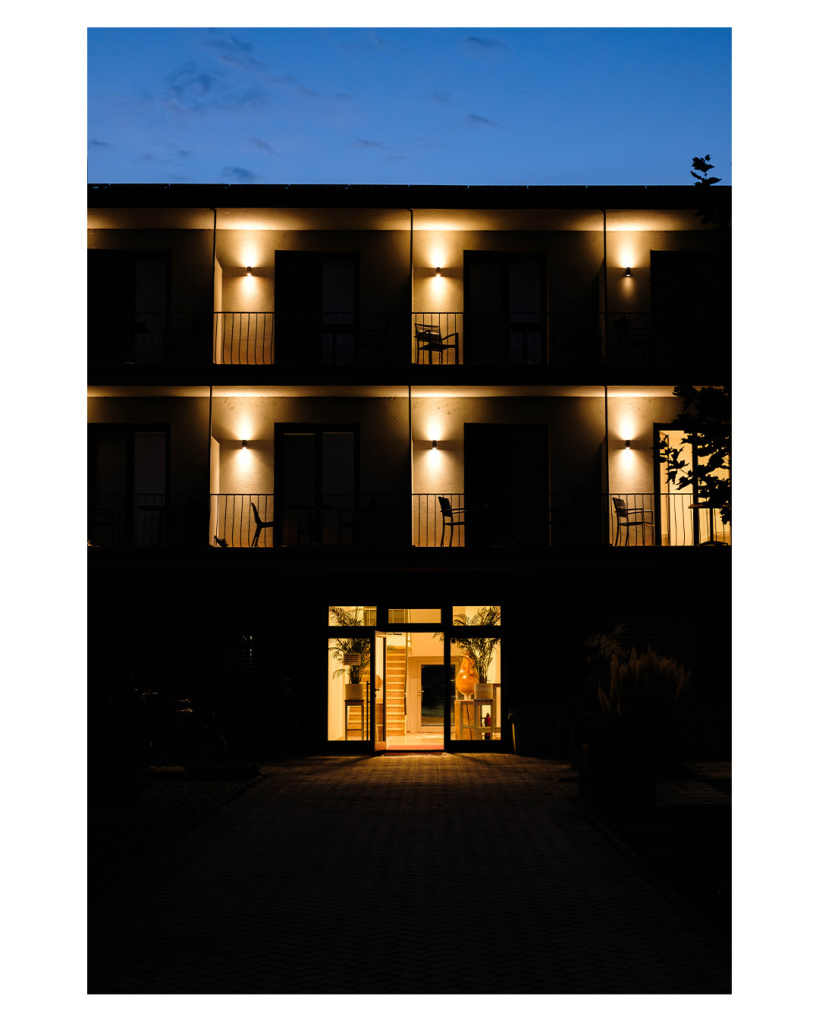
[385,647,407,738]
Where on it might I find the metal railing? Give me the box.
[412,312,602,366]
[215,313,275,365]
[608,492,731,546]
[87,493,207,548]
[412,493,586,548]
[89,308,727,367]
[227,312,396,366]
[210,493,405,548]
[87,492,730,549]
[88,311,211,365]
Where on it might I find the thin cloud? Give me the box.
[222,166,260,183]
[204,33,253,54]
[164,62,267,114]
[341,31,389,52]
[248,137,278,154]
[428,92,450,105]
[466,114,504,128]
[167,144,195,158]
[89,139,112,149]
[354,137,390,150]
[296,85,320,98]
[203,33,263,70]
[465,35,508,52]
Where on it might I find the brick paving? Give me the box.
[87,754,730,994]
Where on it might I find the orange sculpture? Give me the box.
[456,654,479,696]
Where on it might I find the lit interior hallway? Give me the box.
[88,754,730,994]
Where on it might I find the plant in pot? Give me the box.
[328,606,372,702]
[439,605,502,700]
[599,645,691,774]
[582,645,690,802]
[562,625,627,764]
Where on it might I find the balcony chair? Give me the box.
[250,502,275,548]
[612,496,654,546]
[415,322,459,365]
[438,496,469,547]
[613,315,653,364]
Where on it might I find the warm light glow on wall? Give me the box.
[425,419,443,441]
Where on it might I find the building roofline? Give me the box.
[88,182,730,211]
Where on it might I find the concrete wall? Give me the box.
[215,230,411,313]
[606,395,685,494]
[211,396,410,497]
[87,397,210,493]
[412,395,605,494]
[605,229,723,313]
[88,223,717,320]
[413,230,604,313]
[87,229,213,311]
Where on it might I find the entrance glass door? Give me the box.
[373,632,387,752]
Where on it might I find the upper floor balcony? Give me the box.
[87,308,727,370]
[87,184,730,379]
[87,490,730,551]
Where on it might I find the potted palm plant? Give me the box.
[328,606,371,701]
[442,606,502,698]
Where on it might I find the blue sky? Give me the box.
[87,27,731,185]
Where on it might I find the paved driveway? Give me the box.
[88,754,730,994]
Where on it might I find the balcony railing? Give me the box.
[412,493,588,547]
[88,492,730,548]
[87,493,208,548]
[88,311,211,365]
[608,492,731,546]
[210,494,405,548]
[412,312,602,366]
[89,309,727,367]
[215,312,398,366]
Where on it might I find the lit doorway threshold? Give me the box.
[383,730,443,753]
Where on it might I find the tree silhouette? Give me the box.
[658,384,731,527]
[691,154,730,232]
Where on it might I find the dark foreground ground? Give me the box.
[88,754,730,994]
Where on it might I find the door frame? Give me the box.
[325,605,506,754]
[463,250,548,365]
[274,423,361,546]
[654,422,699,546]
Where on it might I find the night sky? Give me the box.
[87,27,731,186]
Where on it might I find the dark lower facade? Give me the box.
[88,545,731,764]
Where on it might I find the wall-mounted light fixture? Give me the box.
[624,440,631,450]
[246,267,252,277]
[624,267,632,278]
[435,267,442,277]
[432,439,438,450]
[242,439,248,449]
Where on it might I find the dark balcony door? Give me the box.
[275,252,358,365]
[464,424,549,546]
[88,426,168,547]
[464,252,546,365]
[88,250,169,363]
[651,249,730,361]
[275,426,359,545]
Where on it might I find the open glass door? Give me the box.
[373,632,387,752]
